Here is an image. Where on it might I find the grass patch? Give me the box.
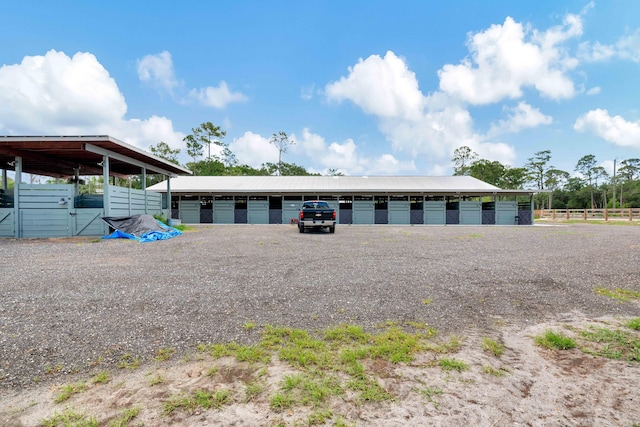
[244,381,264,402]
[579,326,640,362]
[243,321,257,330]
[163,389,231,414]
[482,365,509,377]
[438,358,469,372]
[107,406,141,427]
[148,372,164,386]
[91,371,110,384]
[594,286,640,302]
[417,385,443,407]
[117,354,141,370]
[42,407,98,427]
[482,337,505,357]
[53,381,86,403]
[422,298,433,305]
[627,318,640,331]
[535,330,576,350]
[154,347,175,361]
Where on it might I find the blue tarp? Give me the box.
[102,214,182,242]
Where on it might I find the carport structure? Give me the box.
[0,136,191,238]
[147,175,537,226]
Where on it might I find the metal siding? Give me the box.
[424,201,446,224]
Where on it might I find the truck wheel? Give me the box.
[299,225,304,233]
[329,225,335,233]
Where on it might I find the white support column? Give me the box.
[13,156,22,238]
[142,167,147,213]
[166,176,172,220]
[102,155,110,217]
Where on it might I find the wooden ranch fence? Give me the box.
[535,208,640,221]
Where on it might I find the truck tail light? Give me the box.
[333,211,336,220]
[299,211,304,220]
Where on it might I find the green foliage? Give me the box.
[535,330,576,350]
[595,286,640,302]
[41,408,98,427]
[627,318,640,331]
[482,365,509,376]
[53,381,87,403]
[580,326,640,362]
[107,406,141,427]
[482,337,505,357]
[91,371,110,384]
[438,358,469,372]
[155,347,175,361]
[418,385,444,407]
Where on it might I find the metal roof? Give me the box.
[148,175,536,195]
[0,135,192,178]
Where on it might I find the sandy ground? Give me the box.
[1,313,638,427]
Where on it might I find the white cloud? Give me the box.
[229,131,277,168]
[300,84,315,100]
[324,52,517,171]
[438,15,580,104]
[136,51,180,94]
[0,50,184,151]
[585,86,601,95]
[325,51,425,121]
[574,109,640,148]
[137,51,247,108]
[188,81,247,108]
[579,29,640,63]
[293,128,415,175]
[488,102,553,136]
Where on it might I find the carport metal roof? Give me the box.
[147,175,537,196]
[0,135,191,178]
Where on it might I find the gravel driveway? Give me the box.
[1,223,639,389]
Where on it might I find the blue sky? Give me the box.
[1,1,640,178]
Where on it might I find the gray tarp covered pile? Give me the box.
[102,214,182,242]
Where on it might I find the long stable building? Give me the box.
[148,176,537,225]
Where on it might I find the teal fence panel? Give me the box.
[0,208,14,237]
[18,184,73,238]
[214,200,235,223]
[424,201,446,224]
[282,200,301,224]
[388,201,410,224]
[248,200,269,224]
[180,200,201,223]
[353,201,374,224]
[459,201,482,225]
[495,201,518,225]
[72,208,106,236]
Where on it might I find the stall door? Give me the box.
[424,201,446,225]
[282,200,302,224]
[180,200,201,223]
[214,200,235,224]
[459,201,482,225]
[495,201,518,225]
[248,199,269,224]
[388,201,410,224]
[352,200,374,224]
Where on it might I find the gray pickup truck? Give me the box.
[298,200,336,233]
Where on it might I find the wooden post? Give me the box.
[566,209,569,220]
[583,210,587,220]
[604,209,608,221]
[552,210,556,220]
[630,208,633,222]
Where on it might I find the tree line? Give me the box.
[452,146,640,209]
[149,121,325,178]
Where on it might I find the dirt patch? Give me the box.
[1,315,639,426]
